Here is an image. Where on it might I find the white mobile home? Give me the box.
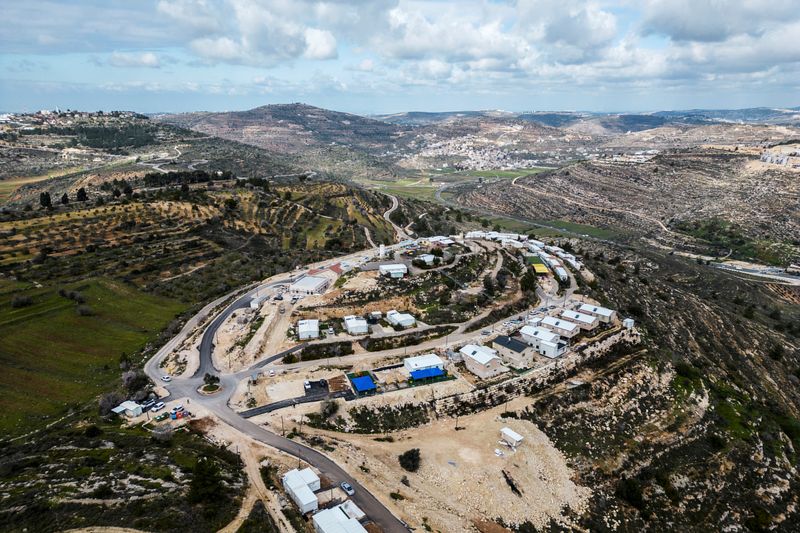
[343,315,369,335]
[560,310,598,330]
[379,264,408,278]
[403,353,444,373]
[386,310,416,328]
[418,253,436,266]
[578,303,617,323]
[541,316,580,339]
[297,319,320,340]
[312,502,368,533]
[501,427,524,448]
[289,276,330,295]
[282,468,320,514]
[111,401,142,418]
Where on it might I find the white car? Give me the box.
[160,375,172,382]
[171,404,184,413]
[152,401,166,412]
[268,369,276,377]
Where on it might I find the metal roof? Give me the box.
[351,375,376,392]
[493,335,528,353]
[410,367,445,380]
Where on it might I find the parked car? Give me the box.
[152,401,166,412]
[290,296,299,304]
[171,404,184,413]
[268,369,276,377]
[481,330,491,336]
[154,412,169,421]
[142,400,156,411]
[160,375,172,382]
[340,481,355,496]
[273,294,283,301]
[304,380,311,390]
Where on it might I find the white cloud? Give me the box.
[641,0,800,42]
[303,28,337,60]
[2,0,800,109]
[108,51,162,68]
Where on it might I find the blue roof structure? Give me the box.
[410,367,445,381]
[351,375,377,393]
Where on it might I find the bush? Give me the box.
[11,295,33,308]
[615,477,644,509]
[98,392,124,416]
[398,448,421,472]
[76,305,94,316]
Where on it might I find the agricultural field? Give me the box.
[0,277,186,434]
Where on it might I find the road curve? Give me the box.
[383,194,410,241]
[146,271,407,533]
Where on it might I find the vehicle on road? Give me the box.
[481,330,491,335]
[160,375,172,382]
[304,380,311,390]
[290,296,299,304]
[155,412,169,421]
[171,404,184,413]
[340,481,355,495]
[152,401,166,412]
[273,294,283,301]
[268,369,276,377]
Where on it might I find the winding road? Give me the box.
[145,258,408,533]
[383,194,410,240]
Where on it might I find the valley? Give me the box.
[0,105,798,533]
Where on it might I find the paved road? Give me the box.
[383,194,410,240]
[144,237,576,532]
[146,256,408,533]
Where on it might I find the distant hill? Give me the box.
[158,103,407,155]
[654,107,800,125]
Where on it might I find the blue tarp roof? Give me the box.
[410,367,445,380]
[351,375,377,392]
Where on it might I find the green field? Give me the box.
[0,278,186,435]
[535,219,619,239]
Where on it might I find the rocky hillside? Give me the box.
[514,241,800,531]
[451,149,800,264]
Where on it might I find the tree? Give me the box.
[112,188,122,198]
[204,373,220,386]
[223,197,238,212]
[520,268,538,293]
[188,457,223,503]
[284,191,292,201]
[39,191,52,209]
[76,187,88,202]
[99,391,124,416]
[123,183,133,198]
[60,193,69,205]
[122,369,150,394]
[483,275,495,295]
[398,448,421,472]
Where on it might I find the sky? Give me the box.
[1,0,799,114]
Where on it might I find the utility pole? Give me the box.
[281,415,284,436]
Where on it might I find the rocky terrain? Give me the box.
[512,242,800,531]
[452,149,800,264]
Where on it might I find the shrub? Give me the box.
[11,295,33,308]
[76,305,94,316]
[398,448,421,472]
